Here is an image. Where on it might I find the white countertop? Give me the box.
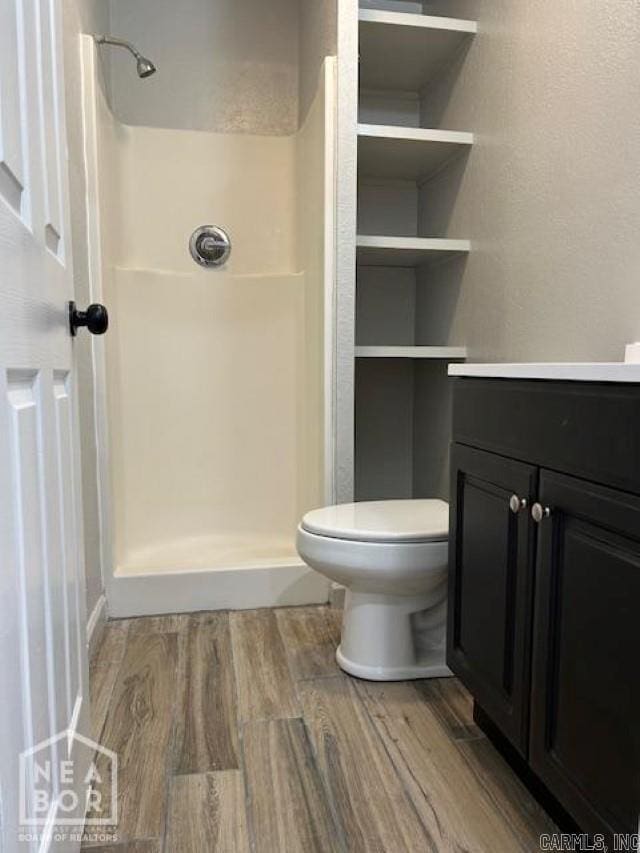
[448,363,640,382]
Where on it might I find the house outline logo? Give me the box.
[19,729,118,827]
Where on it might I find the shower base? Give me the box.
[107,534,329,617]
[116,534,300,574]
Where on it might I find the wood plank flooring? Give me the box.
[167,771,250,852]
[88,633,178,841]
[230,609,301,722]
[242,718,342,852]
[84,605,555,852]
[174,612,239,774]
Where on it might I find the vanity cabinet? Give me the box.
[448,377,640,841]
[448,444,537,754]
[530,471,640,839]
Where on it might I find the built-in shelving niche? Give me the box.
[355,358,457,501]
[358,124,473,181]
[354,0,476,501]
[359,8,476,95]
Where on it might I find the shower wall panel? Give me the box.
[108,268,306,572]
[117,127,297,276]
[295,60,335,513]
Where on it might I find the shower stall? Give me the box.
[80,1,337,615]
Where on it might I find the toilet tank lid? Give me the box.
[301,499,449,543]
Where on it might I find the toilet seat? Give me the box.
[301,498,449,543]
[296,525,448,594]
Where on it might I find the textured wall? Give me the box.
[298,0,337,123]
[62,0,111,620]
[108,0,300,134]
[410,0,640,502]
[416,0,640,362]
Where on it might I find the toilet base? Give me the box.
[336,644,453,681]
[336,587,452,682]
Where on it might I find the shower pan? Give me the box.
[79,6,337,616]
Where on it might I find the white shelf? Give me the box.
[359,9,477,92]
[356,235,470,267]
[356,346,468,359]
[448,362,640,382]
[358,124,472,181]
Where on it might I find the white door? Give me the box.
[0,0,91,850]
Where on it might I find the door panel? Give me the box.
[0,0,28,215]
[531,471,640,839]
[458,479,513,689]
[0,0,90,849]
[53,371,83,722]
[5,371,58,827]
[448,444,538,754]
[35,0,65,256]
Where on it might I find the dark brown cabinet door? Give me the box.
[530,471,640,839]
[448,444,538,755]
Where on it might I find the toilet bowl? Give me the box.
[296,499,453,681]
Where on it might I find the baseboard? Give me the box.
[86,593,107,663]
[106,562,330,618]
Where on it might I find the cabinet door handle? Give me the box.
[531,503,552,523]
[509,494,528,514]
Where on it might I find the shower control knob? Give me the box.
[68,301,109,336]
[189,225,231,268]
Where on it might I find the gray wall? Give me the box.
[62,0,111,620]
[299,0,337,123]
[107,0,336,134]
[409,0,640,501]
[108,0,298,134]
[417,0,640,362]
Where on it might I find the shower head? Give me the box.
[94,35,156,78]
[136,55,156,79]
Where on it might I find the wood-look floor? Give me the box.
[85,606,555,852]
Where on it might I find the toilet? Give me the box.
[296,499,453,681]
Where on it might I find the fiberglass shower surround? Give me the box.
[82,1,335,613]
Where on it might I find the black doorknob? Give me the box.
[69,301,109,336]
